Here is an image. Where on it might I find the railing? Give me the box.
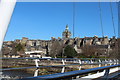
[1,58,119,70]
[1,57,119,66]
[18,64,120,80]
[1,58,120,80]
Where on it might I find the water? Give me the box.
[1,70,33,79]
[1,64,113,80]
[1,67,78,79]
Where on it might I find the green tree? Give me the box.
[64,45,77,58]
[15,43,24,51]
[15,43,25,57]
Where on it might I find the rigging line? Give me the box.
[115,0,119,20]
[73,2,75,38]
[116,0,120,24]
[110,1,116,37]
[118,1,120,38]
[99,0,104,37]
[115,0,120,38]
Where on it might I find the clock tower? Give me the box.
[62,25,72,39]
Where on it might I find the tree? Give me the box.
[109,39,119,58]
[81,45,95,58]
[116,39,119,59]
[10,42,17,56]
[64,45,77,58]
[15,43,24,51]
[15,43,25,57]
[81,45,100,58]
[2,47,10,57]
[50,40,63,58]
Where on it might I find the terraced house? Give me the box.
[2,25,118,58]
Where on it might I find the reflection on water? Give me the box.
[1,70,33,79]
[1,64,115,79]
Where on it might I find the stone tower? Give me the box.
[62,25,72,39]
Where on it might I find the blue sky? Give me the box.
[5,2,118,41]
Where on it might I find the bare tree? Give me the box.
[50,40,63,58]
[2,47,10,57]
[81,45,102,58]
[109,39,119,58]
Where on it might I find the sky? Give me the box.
[4,2,118,41]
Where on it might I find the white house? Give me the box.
[25,51,43,58]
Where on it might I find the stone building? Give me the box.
[14,39,21,44]
[101,36,109,45]
[2,25,117,58]
[21,37,28,44]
